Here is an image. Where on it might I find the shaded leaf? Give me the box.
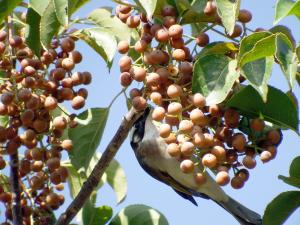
[153,0,176,16]
[88,8,131,42]
[190,22,207,37]
[269,25,296,48]
[25,7,41,57]
[40,0,60,48]
[226,85,299,132]
[69,108,109,171]
[83,201,113,225]
[274,0,300,24]
[193,55,239,105]
[72,28,117,67]
[109,204,169,225]
[53,0,68,26]
[297,44,300,60]
[275,33,298,89]
[0,0,23,23]
[278,175,300,188]
[241,57,274,102]
[263,191,300,225]
[215,0,241,35]
[0,173,10,192]
[29,0,49,15]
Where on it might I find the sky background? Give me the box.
[1,0,300,225]
[66,0,300,225]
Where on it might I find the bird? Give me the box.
[130,107,262,225]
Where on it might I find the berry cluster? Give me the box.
[0,28,92,224]
[116,3,281,189]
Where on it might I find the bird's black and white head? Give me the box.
[130,107,154,152]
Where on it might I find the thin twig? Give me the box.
[55,107,144,225]
[7,14,22,225]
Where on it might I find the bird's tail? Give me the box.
[216,196,262,225]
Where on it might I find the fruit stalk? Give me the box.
[55,108,144,225]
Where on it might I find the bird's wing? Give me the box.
[134,145,210,205]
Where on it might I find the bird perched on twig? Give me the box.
[130,107,262,225]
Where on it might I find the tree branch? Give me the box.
[55,108,144,225]
[9,153,22,225]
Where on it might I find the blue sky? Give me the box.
[66,0,300,225]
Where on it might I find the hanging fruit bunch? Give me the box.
[115,1,283,189]
[0,25,92,224]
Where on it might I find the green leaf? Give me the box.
[133,0,157,18]
[40,0,60,48]
[65,152,127,203]
[278,175,300,188]
[83,201,113,225]
[227,85,299,132]
[238,32,272,63]
[0,0,23,23]
[241,57,274,102]
[109,204,169,225]
[263,191,300,225]
[215,0,241,35]
[286,91,299,113]
[269,25,296,48]
[29,0,49,15]
[192,55,239,105]
[68,0,90,16]
[88,8,132,42]
[274,0,300,24]
[275,33,298,89]
[69,108,109,171]
[175,0,214,24]
[238,32,297,92]
[88,153,127,204]
[197,42,238,58]
[289,156,300,179]
[53,0,68,26]
[65,163,87,198]
[0,115,8,127]
[72,28,117,67]
[297,44,300,60]
[25,8,41,57]
[239,34,276,67]
[0,173,10,192]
